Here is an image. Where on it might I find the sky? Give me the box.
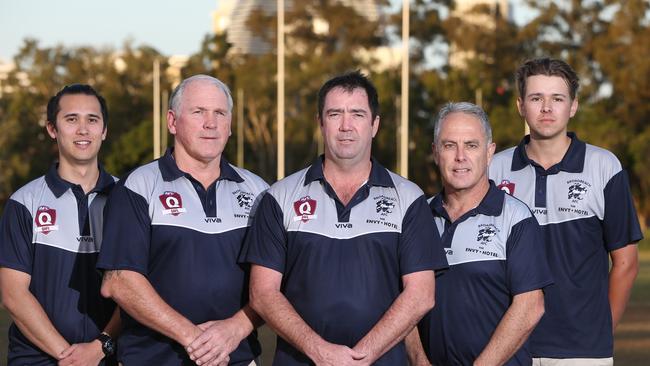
[0,0,218,62]
[0,0,535,63]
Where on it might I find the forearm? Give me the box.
[251,288,327,360]
[224,304,263,341]
[354,271,434,363]
[0,268,69,358]
[5,290,70,358]
[609,244,639,330]
[101,270,199,346]
[405,327,430,366]
[102,306,122,338]
[475,290,544,366]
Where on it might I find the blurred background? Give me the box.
[0,0,648,364]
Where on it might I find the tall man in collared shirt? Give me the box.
[410,102,552,365]
[489,58,642,365]
[0,84,120,365]
[98,75,268,366]
[242,71,448,365]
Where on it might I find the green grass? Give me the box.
[1,235,648,365]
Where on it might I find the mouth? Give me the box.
[452,168,470,173]
[74,140,91,146]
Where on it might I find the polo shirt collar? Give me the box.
[45,163,115,198]
[158,148,244,183]
[511,132,586,173]
[304,155,394,188]
[431,180,504,219]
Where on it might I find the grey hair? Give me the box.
[169,74,234,113]
[433,102,492,145]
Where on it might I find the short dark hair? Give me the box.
[317,70,379,122]
[46,84,109,128]
[516,58,580,100]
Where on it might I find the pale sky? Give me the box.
[0,0,217,62]
[0,0,535,63]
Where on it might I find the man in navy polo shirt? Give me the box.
[489,58,642,365]
[411,102,552,365]
[98,75,268,366]
[0,84,120,365]
[242,71,447,365]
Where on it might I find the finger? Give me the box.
[198,321,214,331]
[190,343,217,362]
[187,332,211,353]
[58,345,76,359]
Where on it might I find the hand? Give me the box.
[311,342,367,366]
[186,319,245,365]
[57,340,104,366]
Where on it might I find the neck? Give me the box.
[322,156,372,205]
[173,149,221,189]
[526,133,571,169]
[57,159,100,194]
[442,179,490,222]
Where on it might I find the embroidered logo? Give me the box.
[375,196,396,216]
[159,191,186,216]
[293,196,317,222]
[567,182,588,202]
[497,180,515,195]
[476,224,497,245]
[233,190,254,210]
[35,206,58,234]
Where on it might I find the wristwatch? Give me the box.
[97,332,115,357]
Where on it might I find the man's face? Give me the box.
[46,94,107,166]
[433,112,495,194]
[168,80,231,165]
[320,87,379,166]
[517,75,578,140]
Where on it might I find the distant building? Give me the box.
[212,0,381,56]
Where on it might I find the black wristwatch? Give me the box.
[97,332,115,357]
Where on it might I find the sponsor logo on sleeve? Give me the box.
[35,206,58,234]
[293,196,317,222]
[497,180,515,195]
[159,191,186,216]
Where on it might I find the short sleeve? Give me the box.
[602,170,643,251]
[506,216,554,295]
[399,195,448,275]
[96,181,152,274]
[239,193,288,274]
[0,199,34,274]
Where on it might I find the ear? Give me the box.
[516,97,524,117]
[167,109,177,135]
[569,97,579,118]
[46,122,57,140]
[486,142,496,166]
[371,116,380,138]
[431,142,439,165]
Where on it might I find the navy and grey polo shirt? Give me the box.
[241,156,448,366]
[96,149,268,366]
[419,182,553,366]
[0,164,117,366]
[489,133,643,358]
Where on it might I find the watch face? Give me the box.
[103,339,115,356]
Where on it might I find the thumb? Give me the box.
[349,348,367,360]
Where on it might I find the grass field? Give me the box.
[0,241,648,365]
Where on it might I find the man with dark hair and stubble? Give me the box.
[0,84,120,365]
[489,58,643,365]
[242,71,448,365]
[98,75,268,366]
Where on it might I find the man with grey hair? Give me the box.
[408,102,553,365]
[98,75,268,366]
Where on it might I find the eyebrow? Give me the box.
[526,92,568,98]
[62,112,101,119]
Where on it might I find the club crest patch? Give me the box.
[497,180,515,195]
[159,191,186,216]
[293,196,317,222]
[35,206,58,234]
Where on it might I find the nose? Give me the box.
[204,113,218,129]
[541,98,552,113]
[454,146,466,162]
[339,113,352,131]
[77,120,89,135]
